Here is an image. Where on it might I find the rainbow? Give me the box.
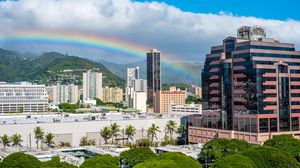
[0,30,200,84]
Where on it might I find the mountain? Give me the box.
[100,60,203,85]
[0,49,125,86]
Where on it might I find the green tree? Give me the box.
[177,124,186,145]
[0,134,11,149]
[34,126,44,149]
[185,96,202,104]
[147,123,160,145]
[177,124,186,135]
[110,122,120,144]
[125,125,136,144]
[80,154,119,168]
[165,120,177,138]
[157,152,202,168]
[42,156,77,168]
[120,147,156,167]
[100,126,112,144]
[199,138,253,165]
[44,133,55,148]
[134,159,177,168]
[58,103,79,111]
[79,136,95,146]
[59,141,71,148]
[212,154,256,168]
[11,133,22,148]
[264,134,300,161]
[0,152,41,168]
[95,98,105,106]
[242,146,299,168]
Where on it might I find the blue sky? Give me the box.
[137,0,300,21]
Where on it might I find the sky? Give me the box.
[0,0,299,63]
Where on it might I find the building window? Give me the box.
[292,117,299,131]
[259,118,268,133]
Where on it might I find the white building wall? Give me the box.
[83,70,103,101]
[133,92,147,112]
[0,116,181,147]
[0,82,48,113]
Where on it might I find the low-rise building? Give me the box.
[0,82,48,113]
[0,113,181,147]
[169,103,202,115]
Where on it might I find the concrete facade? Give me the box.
[83,70,103,101]
[0,114,181,147]
[0,82,48,113]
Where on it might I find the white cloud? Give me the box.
[0,0,300,63]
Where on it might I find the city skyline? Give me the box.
[0,0,299,64]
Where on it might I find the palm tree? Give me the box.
[79,136,95,146]
[11,134,22,148]
[0,134,11,149]
[177,124,186,145]
[125,125,136,144]
[44,133,55,148]
[110,123,120,144]
[147,123,160,145]
[100,126,112,144]
[34,126,44,149]
[166,120,177,138]
[177,124,186,135]
[80,136,89,146]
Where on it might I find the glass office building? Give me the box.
[190,26,300,144]
[147,49,161,105]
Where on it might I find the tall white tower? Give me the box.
[83,70,103,101]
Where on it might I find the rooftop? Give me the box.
[0,112,181,125]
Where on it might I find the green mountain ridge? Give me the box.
[100,60,203,85]
[0,49,125,86]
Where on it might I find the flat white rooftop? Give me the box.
[0,112,182,125]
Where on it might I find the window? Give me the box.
[259,118,268,133]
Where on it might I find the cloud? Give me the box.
[0,0,300,63]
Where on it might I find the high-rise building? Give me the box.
[132,79,147,92]
[147,49,161,105]
[193,86,202,98]
[189,25,300,144]
[126,67,147,110]
[133,91,147,112]
[83,70,103,101]
[102,86,123,103]
[47,84,79,104]
[127,67,139,87]
[154,90,186,114]
[0,82,48,113]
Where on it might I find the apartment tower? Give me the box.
[83,70,103,101]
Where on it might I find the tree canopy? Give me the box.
[264,134,300,161]
[134,159,177,168]
[157,152,202,168]
[199,138,253,164]
[212,154,256,168]
[242,146,299,168]
[80,154,119,168]
[0,152,42,168]
[42,156,77,168]
[120,147,156,167]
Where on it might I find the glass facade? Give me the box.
[147,49,161,105]
[201,28,300,133]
